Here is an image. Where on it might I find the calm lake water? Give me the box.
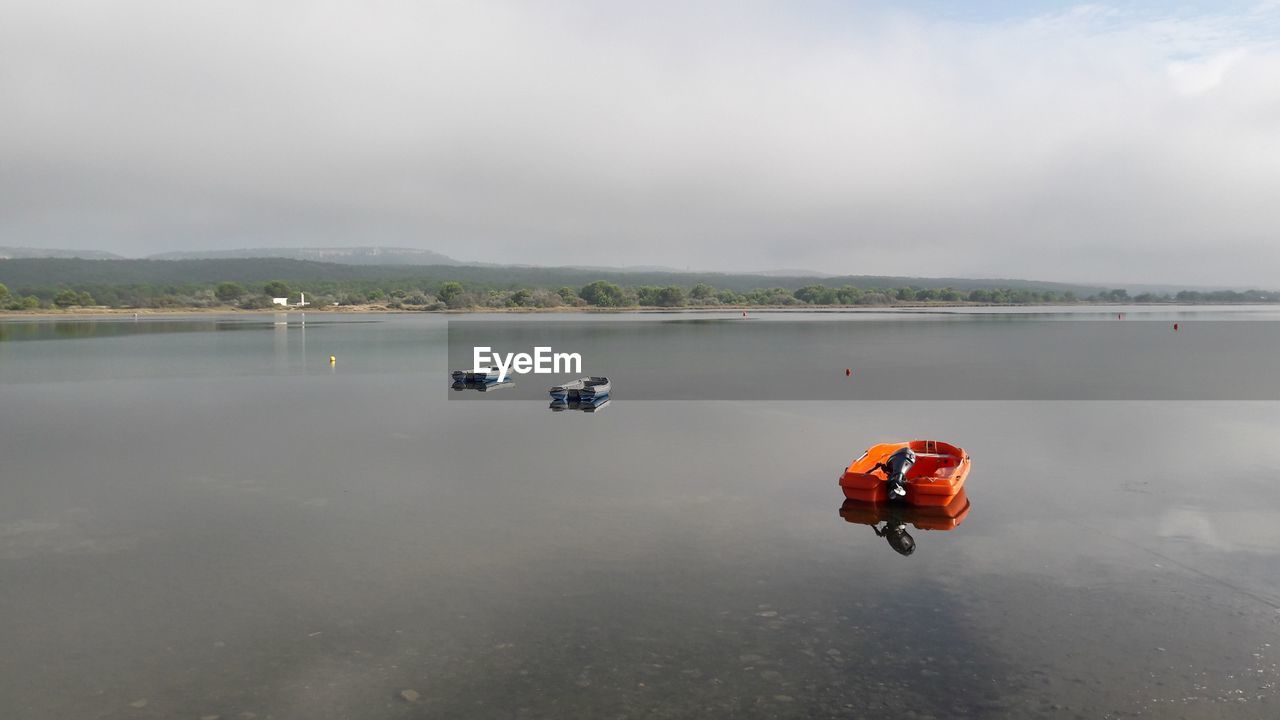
[2,308,1279,719]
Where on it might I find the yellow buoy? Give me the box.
[329,355,336,364]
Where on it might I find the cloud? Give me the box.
[1,1,1278,285]
[1167,49,1248,95]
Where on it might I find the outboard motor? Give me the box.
[883,447,917,501]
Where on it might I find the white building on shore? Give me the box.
[271,292,309,307]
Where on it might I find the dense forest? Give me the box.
[1,258,1277,311]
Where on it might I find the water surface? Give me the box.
[2,309,1278,719]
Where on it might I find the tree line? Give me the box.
[3,278,1278,311]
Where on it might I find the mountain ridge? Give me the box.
[0,246,125,260]
[146,246,460,265]
[0,256,1108,295]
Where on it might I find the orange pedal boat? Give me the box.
[839,440,970,506]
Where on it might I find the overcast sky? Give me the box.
[2,1,1279,285]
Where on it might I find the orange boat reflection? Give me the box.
[838,490,970,556]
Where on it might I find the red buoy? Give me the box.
[1173,323,1179,331]
[845,368,851,376]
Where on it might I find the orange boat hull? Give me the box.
[839,440,970,506]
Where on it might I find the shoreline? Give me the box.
[0,301,1265,320]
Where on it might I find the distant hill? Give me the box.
[0,258,408,287]
[0,257,1106,296]
[147,246,461,266]
[0,246,124,260]
[559,264,685,273]
[749,268,836,278]
[1120,282,1249,295]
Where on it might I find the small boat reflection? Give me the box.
[549,376,611,402]
[451,378,515,392]
[549,396,611,413]
[838,490,970,557]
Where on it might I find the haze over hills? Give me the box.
[7,245,682,274]
[147,246,462,266]
[13,244,1251,295]
[2,245,1271,295]
[0,246,124,260]
[749,268,837,278]
[0,256,1107,296]
[0,244,1012,283]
